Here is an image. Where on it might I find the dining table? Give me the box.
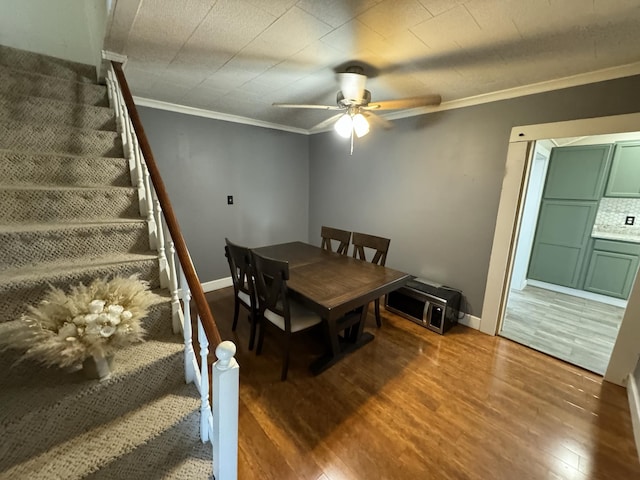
[252,241,410,374]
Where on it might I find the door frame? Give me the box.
[480,112,640,386]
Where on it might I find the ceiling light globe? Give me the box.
[334,114,353,138]
[352,113,370,138]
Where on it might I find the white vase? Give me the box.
[82,353,114,381]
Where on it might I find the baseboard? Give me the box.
[202,277,233,292]
[459,313,481,330]
[176,277,232,298]
[526,279,627,308]
[628,374,640,463]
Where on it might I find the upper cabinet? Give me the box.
[543,144,613,200]
[604,141,640,198]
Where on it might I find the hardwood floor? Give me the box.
[501,286,624,375]
[206,287,639,480]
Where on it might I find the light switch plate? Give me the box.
[227,195,233,205]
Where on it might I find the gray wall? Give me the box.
[309,75,640,316]
[0,0,108,68]
[138,107,310,282]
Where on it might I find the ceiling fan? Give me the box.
[273,66,441,153]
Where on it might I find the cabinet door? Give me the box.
[605,141,640,197]
[584,250,639,299]
[544,145,613,200]
[528,200,598,288]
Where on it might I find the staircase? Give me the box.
[0,45,212,479]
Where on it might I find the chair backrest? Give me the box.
[320,226,351,255]
[250,250,292,331]
[351,232,390,266]
[225,238,256,305]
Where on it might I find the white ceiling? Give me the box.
[105,0,640,133]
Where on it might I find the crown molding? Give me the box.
[133,61,640,135]
[132,97,308,135]
[382,61,640,123]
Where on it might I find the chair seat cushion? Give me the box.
[237,290,251,306]
[264,300,322,333]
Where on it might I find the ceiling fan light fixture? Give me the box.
[337,72,366,103]
[334,113,353,138]
[352,113,369,138]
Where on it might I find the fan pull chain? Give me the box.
[350,129,354,155]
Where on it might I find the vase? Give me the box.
[82,353,114,381]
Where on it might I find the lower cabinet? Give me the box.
[528,200,598,288]
[583,240,640,299]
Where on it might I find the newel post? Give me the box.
[213,341,239,480]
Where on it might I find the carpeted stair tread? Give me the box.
[0,255,161,322]
[0,65,107,106]
[0,317,211,479]
[0,185,140,223]
[0,94,116,131]
[0,218,147,232]
[82,398,213,480]
[0,252,160,283]
[0,300,177,422]
[0,120,123,157]
[0,151,130,187]
[0,220,150,271]
[0,44,96,83]
[0,385,209,480]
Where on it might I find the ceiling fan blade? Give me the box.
[309,112,345,132]
[337,72,366,103]
[272,103,342,110]
[362,111,393,130]
[365,94,442,110]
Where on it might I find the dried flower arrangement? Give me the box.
[0,276,158,369]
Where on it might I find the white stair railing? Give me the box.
[105,58,239,480]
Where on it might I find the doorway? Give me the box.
[480,112,640,386]
[499,133,640,375]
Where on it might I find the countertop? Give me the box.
[591,225,640,244]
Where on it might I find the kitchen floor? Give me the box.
[500,285,625,375]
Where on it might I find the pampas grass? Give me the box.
[0,276,158,368]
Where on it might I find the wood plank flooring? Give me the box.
[501,286,624,375]
[206,287,639,480]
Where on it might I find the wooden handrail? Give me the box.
[111,61,223,349]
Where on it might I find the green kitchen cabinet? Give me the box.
[528,200,599,288]
[584,240,640,299]
[604,141,640,197]
[543,144,613,200]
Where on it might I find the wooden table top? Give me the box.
[253,241,410,321]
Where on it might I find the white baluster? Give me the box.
[105,71,115,110]
[133,137,150,230]
[197,318,212,443]
[165,219,181,333]
[181,267,196,384]
[152,189,170,288]
[213,341,239,480]
[142,163,158,248]
[107,69,122,132]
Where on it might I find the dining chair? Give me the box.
[320,226,351,255]
[250,250,323,381]
[351,231,391,327]
[225,238,259,350]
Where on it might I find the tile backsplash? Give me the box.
[593,197,640,238]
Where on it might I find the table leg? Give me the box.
[350,301,374,346]
[309,317,341,375]
[309,302,375,375]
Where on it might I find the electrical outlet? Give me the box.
[625,216,635,225]
[227,195,233,205]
